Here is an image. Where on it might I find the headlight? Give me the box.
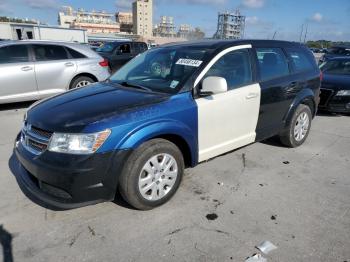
[48,129,111,154]
[336,90,350,96]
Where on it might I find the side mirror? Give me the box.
[200,76,228,96]
[116,49,123,55]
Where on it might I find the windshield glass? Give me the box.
[320,59,350,75]
[96,43,115,53]
[109,46,211,93]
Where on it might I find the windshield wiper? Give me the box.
[114,81,152,92]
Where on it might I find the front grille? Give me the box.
[21,123,52,155]
[30,126,53,139]
[319,89,334,107]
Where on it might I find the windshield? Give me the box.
[109,46,211,94]
[320,59,350,75]
[96,43,115,53]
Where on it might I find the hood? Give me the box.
[322,74,350,90]
[27,82,170,133]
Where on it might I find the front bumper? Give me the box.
[319,89,350,113]
[14,133,131,209]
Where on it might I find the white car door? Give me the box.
[195,45,261,162]
[0,44,38,103]
[32,44,77,98]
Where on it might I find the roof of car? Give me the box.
[160,39,305,49]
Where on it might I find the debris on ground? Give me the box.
[283,161,290,165]
[270,215,277,220]
[206,213,218,221]
[245,253,267,262]
[256,240,278,254]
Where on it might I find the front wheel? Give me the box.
[119,139,184,210]
[279,104,312,148]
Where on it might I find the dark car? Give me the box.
[13,40,320,210]
[319,57,350,113]
[319,45,350,64]
[97,41,148,72]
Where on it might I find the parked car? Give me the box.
[14,40,320,210]
[97,41,148,72]
[0,40,110,104]
[319,57,350,113]
[319,45,350,64]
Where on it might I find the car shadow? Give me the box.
[0,101,34,112]
[8,153,135,211]
[0,225,14,262]
[259,136,287,148]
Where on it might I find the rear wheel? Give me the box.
[119,139,184,210]
[70,76,95,89]
[279,104,312,147]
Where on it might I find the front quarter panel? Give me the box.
[86,92,198,166]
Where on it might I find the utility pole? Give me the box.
[272,31,277,40]
[299,24,304,43]
[303,23,308,43]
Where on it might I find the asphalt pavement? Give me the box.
[0,102,349,262]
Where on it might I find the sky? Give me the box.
[0,0,349,41]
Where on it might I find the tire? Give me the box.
[70,76,95,89]
[119,139,184,210]
[279,104,312,148]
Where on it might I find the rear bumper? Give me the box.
[14,133,131,209]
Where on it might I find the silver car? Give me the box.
[0,40,110,104]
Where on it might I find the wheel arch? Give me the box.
[117,121,198,168]
[69,73,98,89]
[283,88,317,128]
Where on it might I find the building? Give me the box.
[153,16,176,37]
[58,6,120,34]
[0,22,88,43]
[178,24,193,39]
[132,0,153,37]
[116,12,133,34]
[214,10,245,40]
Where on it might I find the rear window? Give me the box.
[285,48,315,73]
[67,47,86,59]
[256,48,290,81]
[320,59,350,75]
[0,45,29,64]
[328,47,350,56]
[33,45,68,61]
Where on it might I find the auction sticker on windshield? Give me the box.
[176,59,203,67]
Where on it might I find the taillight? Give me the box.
[99,59,109,67]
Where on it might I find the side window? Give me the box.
[256,48,290,81]
[118,44,131,54]
[142,43,148,52]
[0,45,29,64]
[285,48,314,73]
[67,47,86,59]
[133,43,141,53]
[33,45,68,61]
[204,49,253,90]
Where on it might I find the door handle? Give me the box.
[21,66,33,71]
[246,93,259,99]
[64,62,74,67]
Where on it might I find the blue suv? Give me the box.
[14,40,320,210]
